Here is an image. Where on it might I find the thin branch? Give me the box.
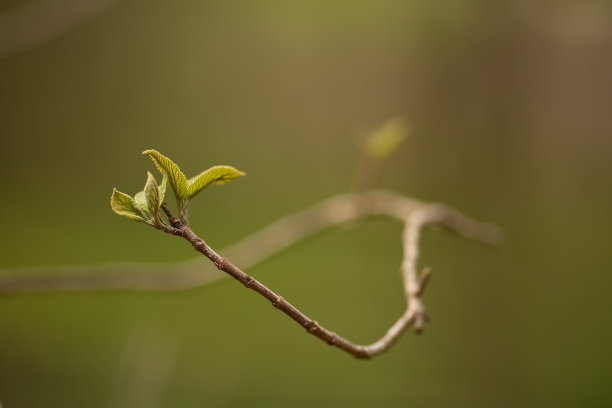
[154,195,499,359]
[0,190,500,294]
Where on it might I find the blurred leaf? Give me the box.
[110,189,148,223]
[142,149,188,200]
[364,117,410,160]
[186,165,245,199]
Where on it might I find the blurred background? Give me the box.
[0,0,611,406]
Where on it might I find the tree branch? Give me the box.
[159,192,499,359]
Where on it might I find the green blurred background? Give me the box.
[1,0,611,406]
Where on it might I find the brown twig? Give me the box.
[149,193,500,359]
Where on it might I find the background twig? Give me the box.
[0,190,500,294]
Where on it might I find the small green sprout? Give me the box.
[111,150,245,225]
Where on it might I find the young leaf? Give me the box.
[134,191,148,211]
[142,150,188,199]
[364,117,410,160]
[144,171,160,218]
[186,165,245,199]
[158,174,167,204]
[110,189,148,222]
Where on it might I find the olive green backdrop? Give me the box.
[0,0,611,406]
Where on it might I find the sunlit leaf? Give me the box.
[144,171,160,219]
[186,165,245,199]
[134,191,148,211]
[142,149,188,199]
[110,189,147,222]
[158,174,167,204]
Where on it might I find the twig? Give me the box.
[154,192,499,359]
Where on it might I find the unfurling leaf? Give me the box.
[140,149,245,220]
[142,150,188,200]
[144,171,160,219]
[158,174,167,204]
[134,191,148,212]
[364,117,410,160]
[186,165,245,199]
[110,189,148,223]
[111,172,166,225]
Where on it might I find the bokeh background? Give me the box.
[1,0,611,407]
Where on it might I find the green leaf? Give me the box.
[186,165,245,199]
[134,191,148,211]
[142,149,188,199]
[364,117,410,160]
[158,174,167,203]
[110,189,148,222]
[144,171,160,218]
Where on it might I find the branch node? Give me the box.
[243,275,255,288]
[161,203,182,228]
[412,308,430,334]
[355,346,370,359]
[306,321,319,334]
[272,295,284,309]
[214,257,228,270]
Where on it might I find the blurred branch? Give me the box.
[0,191,499,294]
